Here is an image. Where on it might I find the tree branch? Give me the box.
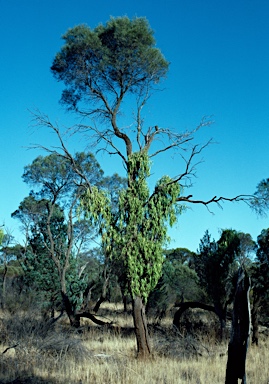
[177,194,254,213]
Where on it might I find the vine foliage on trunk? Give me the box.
[80,152,181,357]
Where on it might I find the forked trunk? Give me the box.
[61,291,80,328]
[93,272,110,313]
[132,296,151,358]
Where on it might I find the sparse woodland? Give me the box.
[1,16,269,383]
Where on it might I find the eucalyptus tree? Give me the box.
[12,196,72,317]
[35,16,248,358]
[12,152,108,326]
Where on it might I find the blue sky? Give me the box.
[1,0,269,251]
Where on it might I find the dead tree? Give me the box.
[225,267,251,384]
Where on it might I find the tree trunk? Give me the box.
[132,296,151,358]
[93,296,106,313]
[61,291,80,328]
[214,302,227,340]
[122,294,128,313]
[225,268,251,384]
[93,272,110,313]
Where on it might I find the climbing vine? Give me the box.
[80,151,182,303]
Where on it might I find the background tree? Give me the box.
[193,229,242,338]
[250,228,269,345]
[146,248,202,322]
[246,179,269,344]
[36,16,248,358]
[251,178,269,215]
[13,196,72,318]
[12,152,110,326]
[0,230,18,309]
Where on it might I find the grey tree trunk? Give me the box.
[225,268,251,384]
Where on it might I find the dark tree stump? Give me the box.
[225,268,251,384]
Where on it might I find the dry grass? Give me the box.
[0,303,269,384]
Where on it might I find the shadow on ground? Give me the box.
[0,356,81,384]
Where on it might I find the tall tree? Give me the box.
[36,16,248,358]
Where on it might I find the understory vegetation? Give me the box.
[1,300,269,384]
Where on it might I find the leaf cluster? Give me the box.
[51,17,169,114]
[80,152,181,302]
[194,229,241,307]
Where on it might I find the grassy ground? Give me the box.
[0,303,268,384]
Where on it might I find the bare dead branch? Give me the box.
[80,123,128,165]
[30,110,93,191]
[177,194,254,213]
[149,116,213,158]
[172,141,212,186]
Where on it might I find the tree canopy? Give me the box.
[51,17,169,122]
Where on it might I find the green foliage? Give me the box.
[12,152,107,313]
[16,198,64,307]
[194,229,241,309]
[51,17,169,113]
[81,152,181,303]
[0,229,4,246]
[13,151,129,317]
[22,152,104,200]
[163,248,201,300]
[251,228,269,297]
[251,178,269,216]
[0,265,23,277]
[146,247,204,320]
